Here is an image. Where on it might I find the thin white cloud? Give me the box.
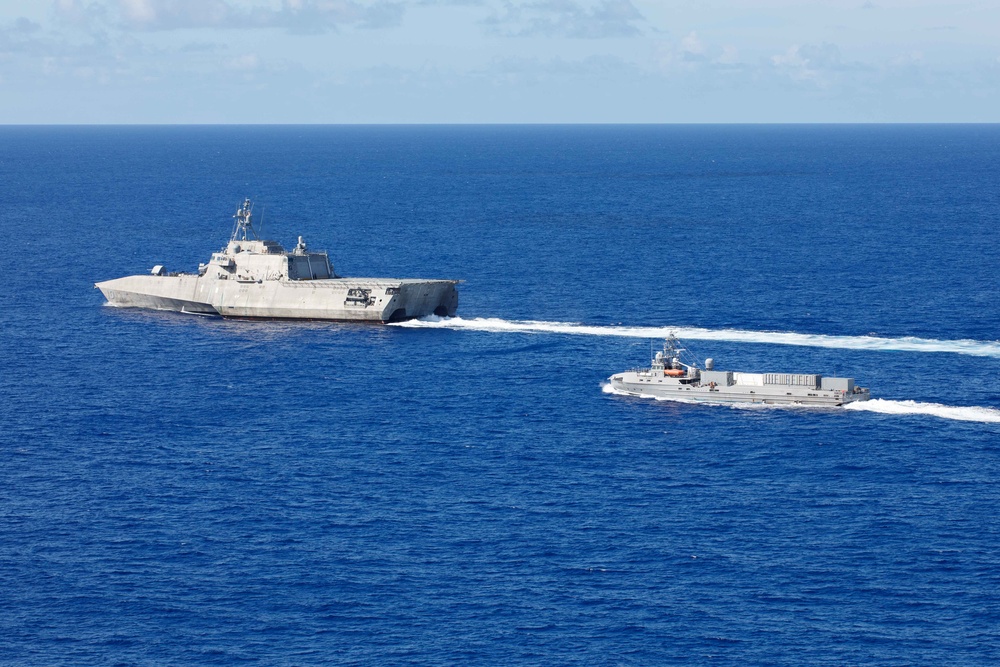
[12,17,43,34]
[105,0,404,33]
[680,31,705,61]
[716,45,739,66]
[52,0,111,28]
[2,0,996,122]
[482,0,645,39]
[225,52,260,71]
[769,42,871,85]
[0,16,54,57]
[656,32,746,71]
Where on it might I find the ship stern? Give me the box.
[381,280,459,322]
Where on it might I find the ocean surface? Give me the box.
[1,125,999,665]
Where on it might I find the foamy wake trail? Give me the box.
[844,399,1000,423]
[601,385,1000,423]
[392,316,1000,358]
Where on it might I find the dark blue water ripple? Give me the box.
[1,126,999,666]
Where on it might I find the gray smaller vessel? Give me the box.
[608,335,871,406]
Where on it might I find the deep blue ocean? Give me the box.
[2,125,1000,665]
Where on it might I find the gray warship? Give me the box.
[96,199,459,322]
[608,335,871,406]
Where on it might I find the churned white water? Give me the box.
[392,316,1000,359]
[843,399,1000,423]
[602,383,1000,423]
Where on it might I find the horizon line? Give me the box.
[2,121,998,127]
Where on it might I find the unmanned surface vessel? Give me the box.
[96,199,459,322]
[608,335,871,406]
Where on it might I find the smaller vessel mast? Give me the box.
[660,333,699,372]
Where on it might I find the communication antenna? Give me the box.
[230,198,259,242]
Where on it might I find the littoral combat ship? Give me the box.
[608,335,871,406]
[96,199,459,323]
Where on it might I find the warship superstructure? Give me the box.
[608,335,871,406]
[96,199,459,322]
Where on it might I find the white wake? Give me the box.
[391,316,1000,358]
[601,384,1000,423]
[843,399,1000,423]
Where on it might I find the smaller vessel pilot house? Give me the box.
[96,199,459,323]
[608,335,871,407]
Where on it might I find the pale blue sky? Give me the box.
[1,0,997,123]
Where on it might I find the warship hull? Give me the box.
[96,199,461,323]
[97,275,459,322]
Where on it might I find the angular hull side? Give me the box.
[609,373,868,407]
[210,279,457,322]
[96,276,219,315]
[96,275,459,323]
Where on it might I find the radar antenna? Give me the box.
[661,332,701,371]
[231,198,259,242]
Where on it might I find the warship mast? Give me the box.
[231,198,259,242]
